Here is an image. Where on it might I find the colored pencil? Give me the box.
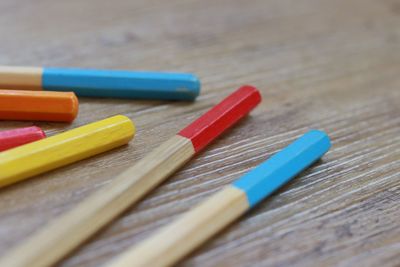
[0,85,261,267]
[0,66,200,100]
[0,115,135,187]
[0,126,46,152]
[105,130,331,267]
[0,90,78,122]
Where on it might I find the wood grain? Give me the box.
[0,0,399,266]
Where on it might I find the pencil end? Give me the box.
[178,85,261,152]
[233,129,331,207]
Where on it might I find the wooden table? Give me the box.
[0,0,399,266]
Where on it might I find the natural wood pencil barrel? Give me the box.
[0,86,261,267]
[108,186,248,267]
[106,130,331,267]
[0,136,193,267]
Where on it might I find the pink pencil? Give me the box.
[0,126,46,152]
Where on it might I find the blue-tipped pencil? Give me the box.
[0,66,200,100]
[105,130,331,267]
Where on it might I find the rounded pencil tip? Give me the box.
[189,74,201,100]
[306,129,331,151]
[237,85,262,104]
[31,126,47,138]
[69,92,79,122]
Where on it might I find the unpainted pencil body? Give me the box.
[0,86,261,267]
[105,130,331,267]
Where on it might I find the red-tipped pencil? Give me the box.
[0,86,261,267]
[0,126,46,152]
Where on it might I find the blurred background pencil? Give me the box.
[0,90,79,122]
[0,126,46,152]
[0,66,200,100]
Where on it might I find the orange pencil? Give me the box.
[0,90,78,122]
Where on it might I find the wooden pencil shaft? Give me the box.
[106,186,248,267]
[0,136,194,267]
[105,130,331,267]
[0,66,42,90]
[0,86,261,267]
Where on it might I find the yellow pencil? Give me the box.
[0,115,135,187]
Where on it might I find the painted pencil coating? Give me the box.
[233,130,331,207]
[43,68,200,100]
[0,126,46,152]
[179,85,261,152]
[0,115,135,187]
[0,90,79,122]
